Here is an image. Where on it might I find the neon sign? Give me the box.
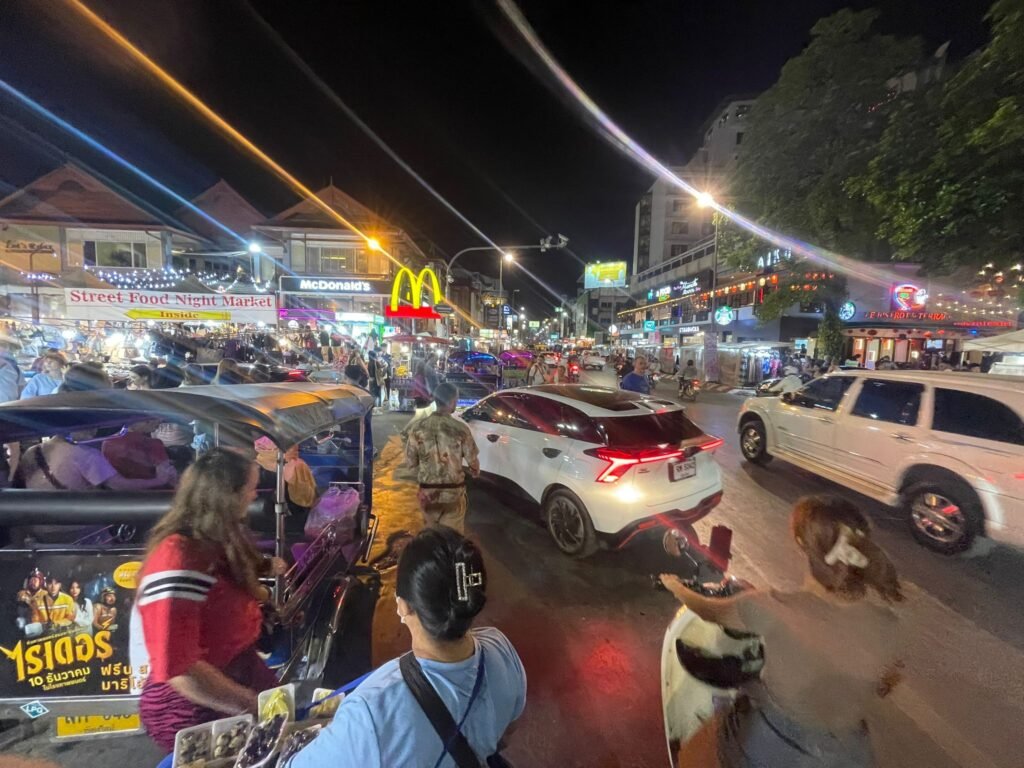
[385,267,445,320]
[892,283,928,312]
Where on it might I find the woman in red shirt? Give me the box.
[137,448,284,751]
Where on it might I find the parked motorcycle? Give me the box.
[658,526,765,767]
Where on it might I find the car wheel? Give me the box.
[545,489,598,558]
[903,478,983,555]
[739,419,772,465]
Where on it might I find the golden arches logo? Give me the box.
[386,267,444,319]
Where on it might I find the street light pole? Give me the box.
[442,235,569,301]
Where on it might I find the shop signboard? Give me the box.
[0,550,145,702]
[279,308,335,322]
[528,320,540,329]
[891,283,928,312]
[584,261,627,289]
[279,276,390,295]
[643,320,657,332]
[484,305,502,329]
[385,267,443,320]
[756,248,792,274]
[65,288,276,324]
[679,325,700,336]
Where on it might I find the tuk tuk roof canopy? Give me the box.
[0,383,373,447]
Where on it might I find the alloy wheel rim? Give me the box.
[550,498,583,550]
[911,492,965,544]
[741,427,762,457]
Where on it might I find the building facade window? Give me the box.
[670,221,690,235]
[307,245,387,275]
[736,132,745,145]
[83,241,148,269]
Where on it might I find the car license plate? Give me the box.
[55,714,141,739]
[669,458,696,481]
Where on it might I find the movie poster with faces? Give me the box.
[0,551,147,699]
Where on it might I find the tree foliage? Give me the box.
[852,0,1024,275]
[712,9,922,330]
[724,9,922,258]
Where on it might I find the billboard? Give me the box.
[528,320,540,329]
[1,550,145,701]
[584,262,627,290]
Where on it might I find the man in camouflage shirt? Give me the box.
[404,382,479,532]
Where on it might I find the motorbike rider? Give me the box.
[661,495,904,767]
[768,364,804,396]
[678,359,699,396]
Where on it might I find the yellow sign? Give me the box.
[124,309,231,322]
[584,261,627,289]
[112,561,142,590]
[55,713,141,739]
[386,267,443,319]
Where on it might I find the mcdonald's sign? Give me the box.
[385,266,446,320]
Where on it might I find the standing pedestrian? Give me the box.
[527,357,548,386]
[20,352,66,399]
[374,352,388,407]
[319,326,332,363]
[0,330,25,403]
[405,383,480,533]
[619,355,651,395]
[0,330,25,486]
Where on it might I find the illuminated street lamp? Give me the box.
[696,191,715,208]
[366,237,382,251]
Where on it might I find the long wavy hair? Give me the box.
[146,448,263,598]
[792,495,903,604]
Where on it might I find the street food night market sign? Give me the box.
[65,288,276,323]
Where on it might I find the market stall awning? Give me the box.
[962,329,1024,353]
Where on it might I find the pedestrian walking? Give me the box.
[527,357,548,386]
[405,383,480,533]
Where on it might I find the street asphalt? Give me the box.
[5,370,1024,768]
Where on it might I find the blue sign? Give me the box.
[20,701,49,719]
[502,304,512,316]
[838,301,856,321]
[643,320,657,332]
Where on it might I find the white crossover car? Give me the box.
[737,370,1024,554]
[461,385,724,556]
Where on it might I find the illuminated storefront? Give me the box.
[841,273,1018,366]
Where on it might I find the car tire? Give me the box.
[544,489,598,558]
[739,419,772,465]
[902,477,983,555]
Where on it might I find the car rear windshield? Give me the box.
[593,410,704,447]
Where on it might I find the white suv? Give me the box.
[737,371,1024,554]
[581,353,607,371]
[461,385,724,557]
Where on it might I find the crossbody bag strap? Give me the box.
[400,652,484,768]
[30,444,67,491]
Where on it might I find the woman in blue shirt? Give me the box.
[20,352,66,399]
[292,526,526,768]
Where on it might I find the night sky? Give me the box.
[0,0,989,317]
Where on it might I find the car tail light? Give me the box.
[682,435,724,458]
[584,445,685,483]
[286,370,307,381]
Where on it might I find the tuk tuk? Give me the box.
[0,383,378,741]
